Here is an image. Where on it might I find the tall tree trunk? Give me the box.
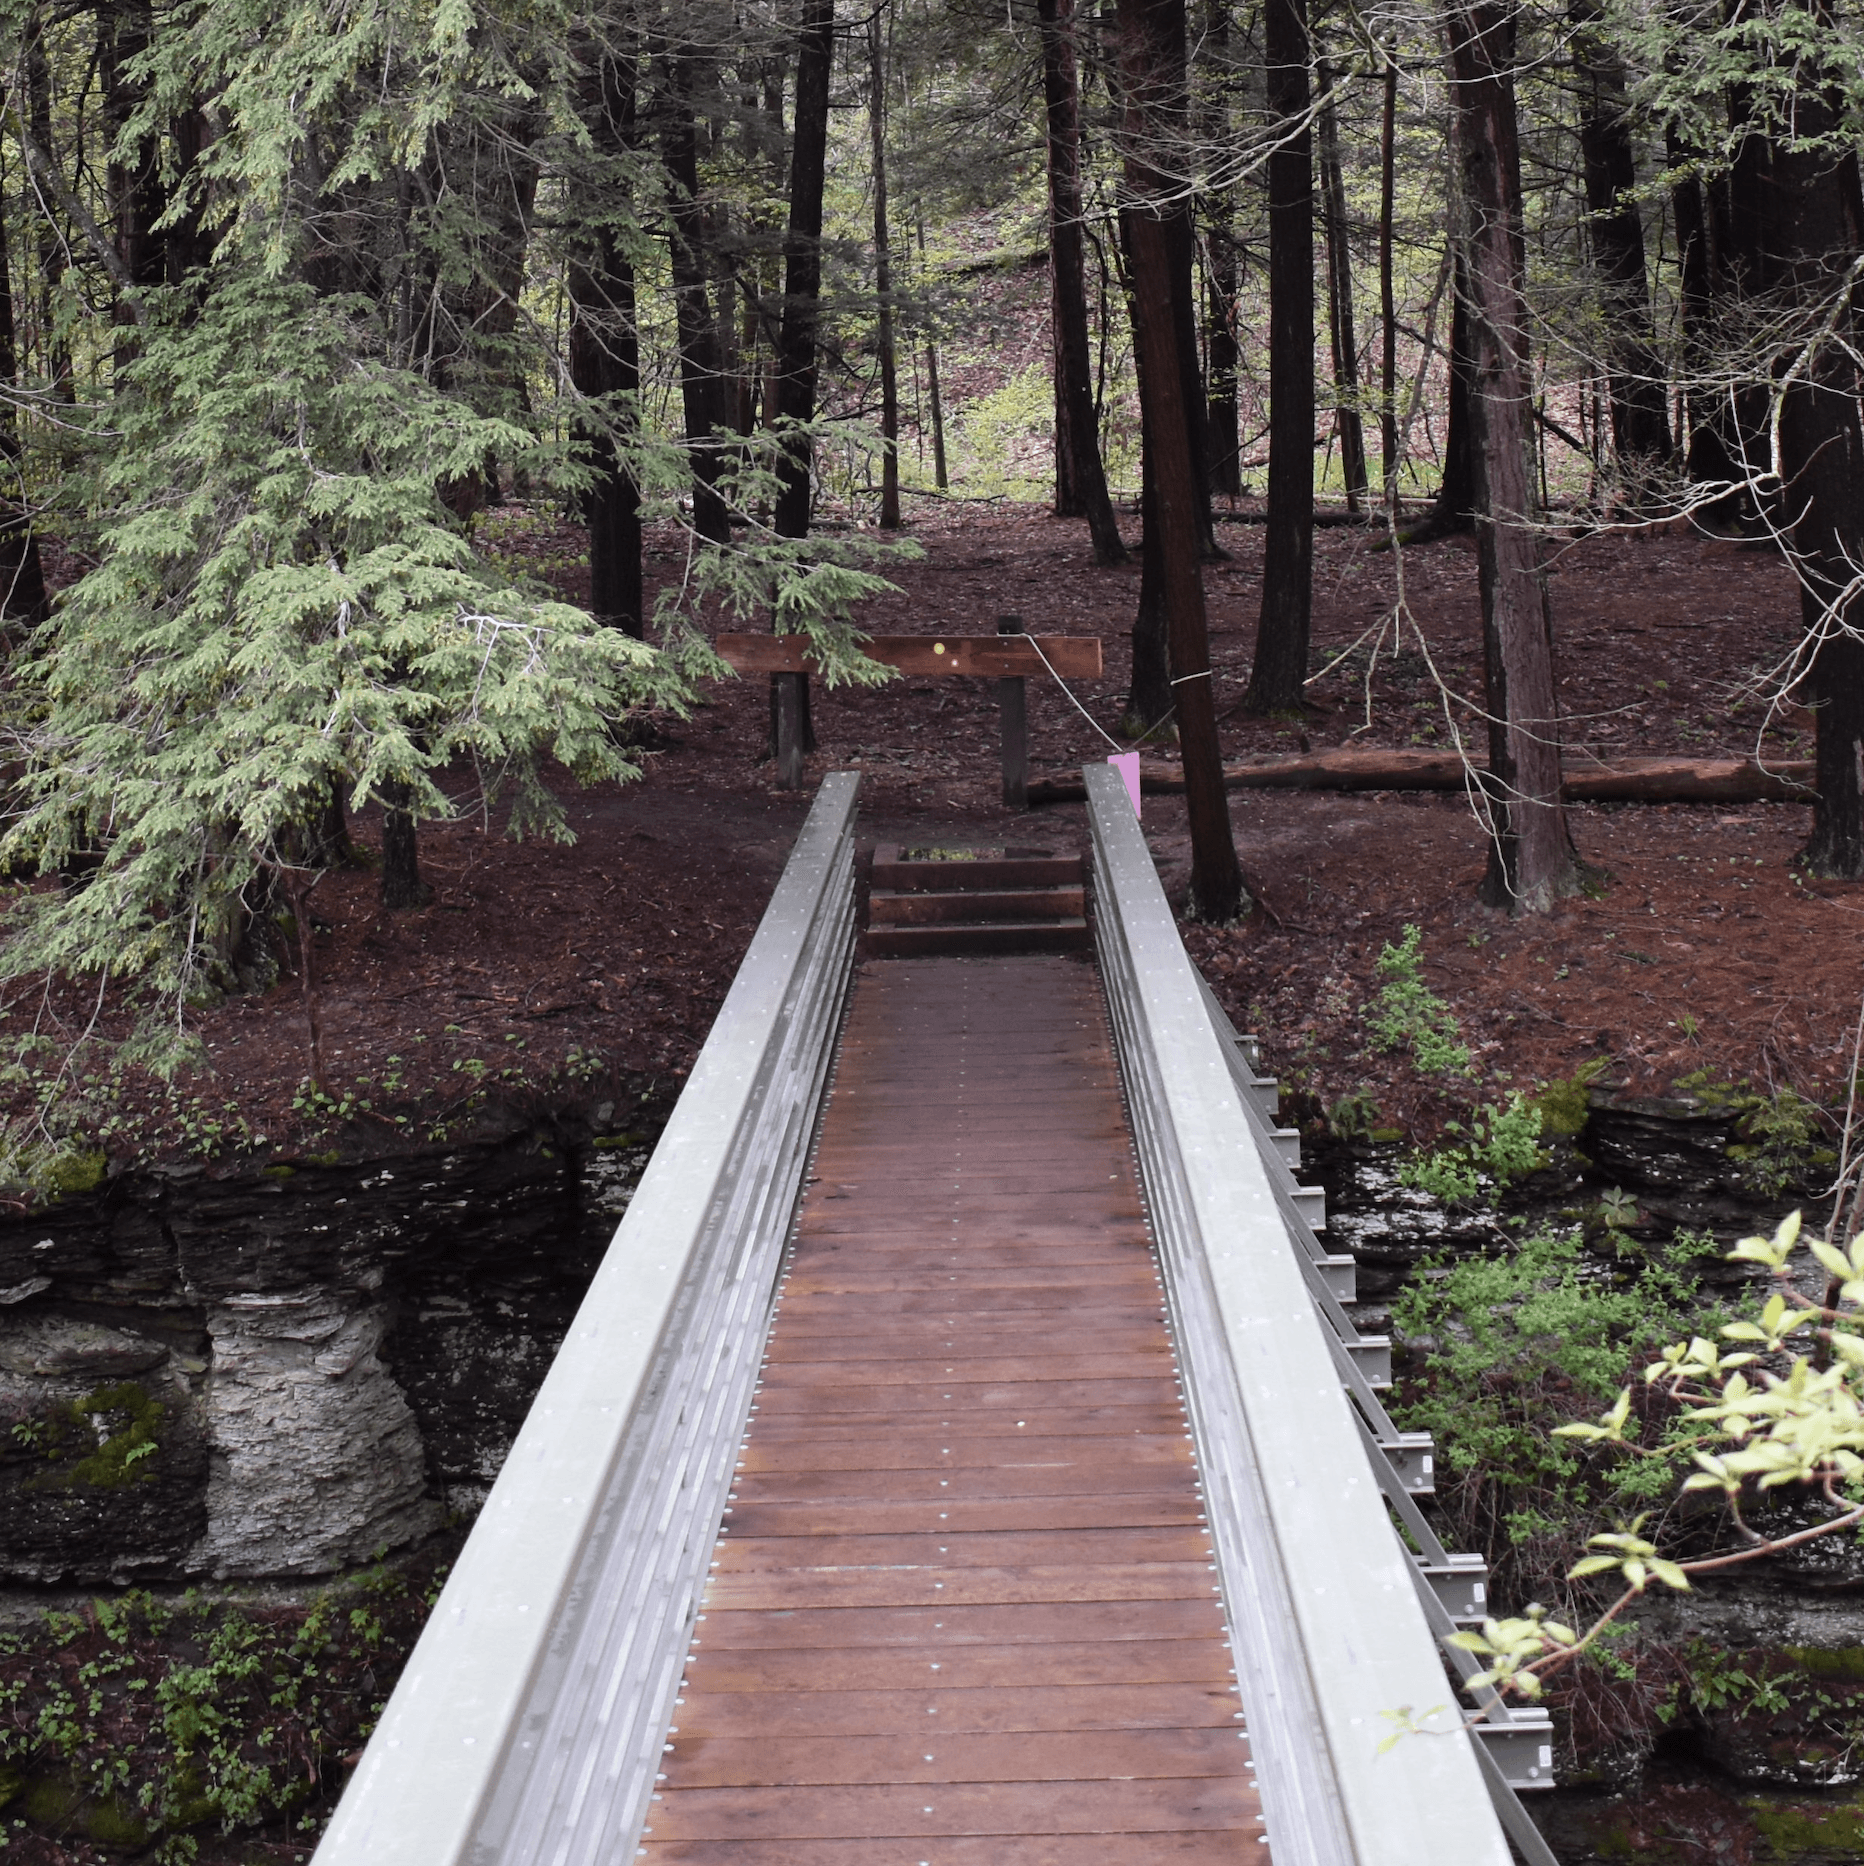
[770,0,835,776]
[1168,203,1221,560]
[102,0,165,365]
[1669,137,1730,500]
[1681,67,1774,533]
[1572,3,1672,489]
[1446,0,1579,914]
[774,0,834,540]
[1199,0,1242,500]
[380,777,430,912]
[1317,55,1368,512]
[1128,421,1173,732]
[1242,0,1314,713]
[570,41,644,637]
[660,53,731,546]
[27,29,71,402]
[1037,0,1127,560]
[1758,107,1864,873]
[1119,0,1246,921]
[1406,250,1479,539]
[0,150,47,628]
[869,11,901,530]
[1203,229,1243,497]
[1379,56,1399,504]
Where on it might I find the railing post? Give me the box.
[997,612,1028,807]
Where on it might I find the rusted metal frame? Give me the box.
[313,773,862,1866]
[1084,761,1511,1866]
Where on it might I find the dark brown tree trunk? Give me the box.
[1317,56,1368,512]
[1446,0,1579,914]
[1198,0,1242,500]
[1573,4,1672,486]
[102,0,165,366]
[0,150,47,629]
[770,0,835,776]
[570,42,644,637]
[380,778,431,911]
[1119,0,1246,921]
[1168,205,1221,561]
[1669,141,1732,498]
[1379,57,1399,503]
[1128,424,1173,731]
[1242,0,1314,713]
[1755,110,1864,874]
[774,0,834,541]
[660,53,731,546]
[869,12,901,530]
[1203,229,1243,498]
[1404,253,1479,539]
[1682,87,1774,532]
[1037,0,1127,560]
[27,30,71,402]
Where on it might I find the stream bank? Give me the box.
[0,1099,660,1590]
[0,1076,1859,1861]
[1316,1082,1864,1864]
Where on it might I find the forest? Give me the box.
[0,0,1863,1860]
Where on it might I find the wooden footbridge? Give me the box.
[315,770,1558,1866]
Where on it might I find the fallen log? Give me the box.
[1025,749,1817,806]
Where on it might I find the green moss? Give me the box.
[1749,1794,1864,1852]
[591,1132,643,1150]
[0,1762,23,1810]
[18,1771,154,1847]
[25,1382,163,1491]
[1532,1059,1607,1138]
[259,1163,295,1179]
[1782,1644,1864,1682]
[42,1147,107,1196]
[304,1149,341,1167]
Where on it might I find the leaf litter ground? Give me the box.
[3,495,1856,1187]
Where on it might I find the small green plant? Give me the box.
[1593,1187,1641,1235]
[1369,925,1472,1076]
[1326,1088,1382,1142]
[1399,1091,1547,1204]
[1675,1071,1833,1194]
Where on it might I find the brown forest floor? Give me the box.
[8,493,1861,1182]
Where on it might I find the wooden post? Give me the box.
[997,614,1028,808]
[775,672,806,789]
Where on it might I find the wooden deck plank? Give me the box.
[659,1728,1250,1787]
[712,1527,1210,1569]
[702,1563,1216,1611]
[640,1778,1257,1840]
[644,956,1256,1863]
[677,1638,1235,1693]
[743,1405,1187,1439]
[748,1379,1183,1416]
[689,1599,1224,1651]
[665,1681,1240,1737]
[642,1834,1258,1865]
[717,1495,1207,1537]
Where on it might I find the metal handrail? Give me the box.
[312,772,861,1866]
[1083,762,1512,1866]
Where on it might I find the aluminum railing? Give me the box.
[312,771,861,1866]
[1084,760,1515,1866]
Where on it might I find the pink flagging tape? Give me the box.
[1108,751,1142,820]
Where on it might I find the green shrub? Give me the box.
[1369,924,1472,1076]
[1392,1227,1718,1593]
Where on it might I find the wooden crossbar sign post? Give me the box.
[714,624,1104,806]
